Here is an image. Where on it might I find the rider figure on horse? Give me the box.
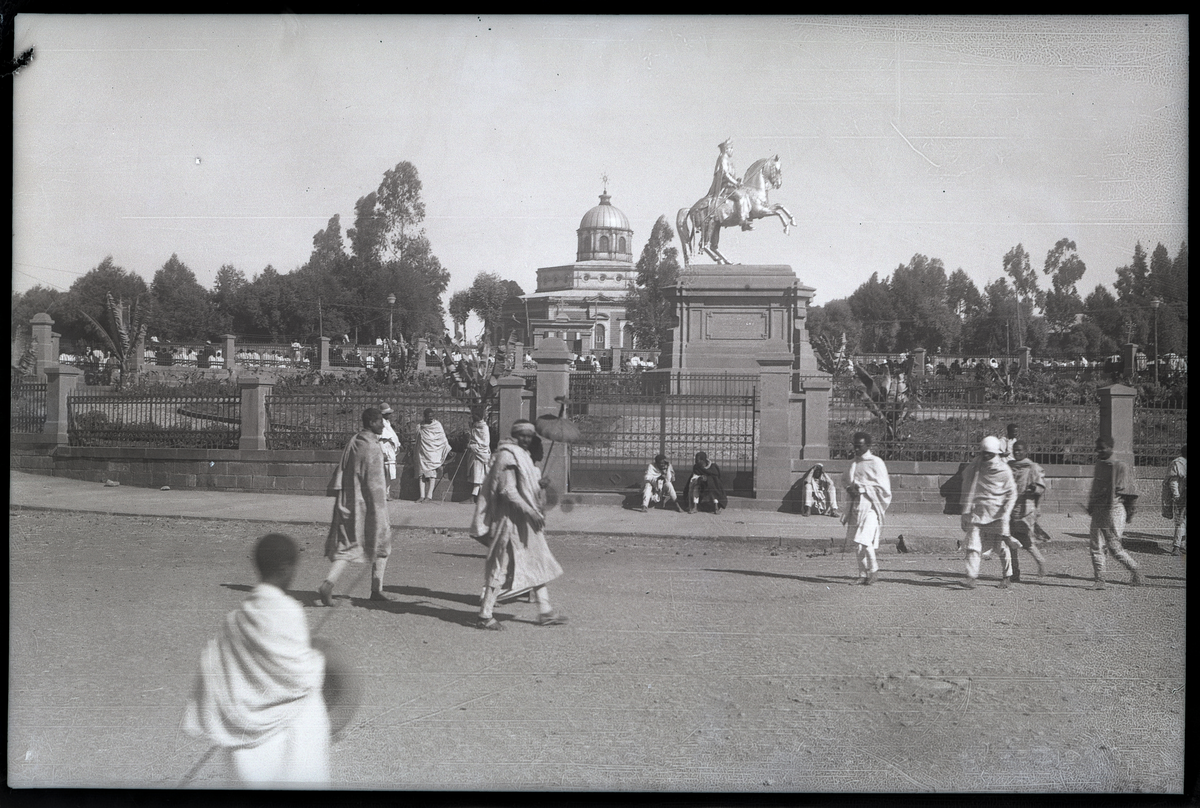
[707,138,753,231]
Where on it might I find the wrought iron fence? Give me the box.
[265,391,475,451]
[567,373,758,496]
[11,382,47,433]
[829,396,1098,465]
[67,391,241,448]
[1134,397,1187,467]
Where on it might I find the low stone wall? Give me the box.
[9,445,470,501]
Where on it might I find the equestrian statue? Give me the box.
[676,138,796,265]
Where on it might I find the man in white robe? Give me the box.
[959,436,1017,589]
[378,402,402,501]
[639,454,680,512]
[183,533,329,788]
[470,420,567,630]
[468,407,492,502]
[417,408,450,503]
[841,432,892,585]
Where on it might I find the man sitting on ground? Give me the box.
[683,451,728,514]
[799,463,840,517]
[639,454,681,512]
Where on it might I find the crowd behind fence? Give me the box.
[264,391,476,452]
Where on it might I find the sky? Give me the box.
[12,15,1189,334]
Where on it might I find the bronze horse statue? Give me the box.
[676,155,795,265]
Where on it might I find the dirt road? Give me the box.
[7,510,1186,792]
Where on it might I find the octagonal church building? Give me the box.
[506,190,641,358]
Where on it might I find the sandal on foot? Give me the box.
[537,611,568,626]
[476,617,505,631]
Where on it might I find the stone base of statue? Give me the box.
[657,264,820,381]
[655,263,831,500]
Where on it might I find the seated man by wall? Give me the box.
[638,454,681,513]
[799,463,840,517]
[682,451,728,515]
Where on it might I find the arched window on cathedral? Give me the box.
[594,323,606,350]
[599,235,610,253]
[622,323,634,349]
[618,237,626,254]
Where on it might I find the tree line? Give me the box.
[11,162,462,352]
[807,240,1188,361]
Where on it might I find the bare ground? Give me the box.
[7,509,1187,792]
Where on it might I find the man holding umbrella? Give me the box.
[471,419,567,630]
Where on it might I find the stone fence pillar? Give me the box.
[238,377,273,451]
[496,375,528,440]
[222,334,237,370]
[533,337,572,495]
[51,332,61,363]
[319,336,330,370]
[755,357,798,501]
[800,376,832,460]
[1098,384,1136,467]
[1121,343,1138,379]
[30,313,55,380]
[44,364,83,446]
[1018,345,1031,372]
[913,348,926,375]
[416,338,429,373]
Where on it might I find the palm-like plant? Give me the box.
[79,292,150,389]
[853,360,920,442]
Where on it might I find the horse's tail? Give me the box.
[676,207,693,265]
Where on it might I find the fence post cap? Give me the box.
[1098,383,1136,397]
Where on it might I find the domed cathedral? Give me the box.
[505,189,645,362]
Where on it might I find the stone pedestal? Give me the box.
[660,265,805,375]
[1099,384,1136,467]
[222,334,237,370]
[30,313,56,380]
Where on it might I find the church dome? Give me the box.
[579,193,630,231]
[576,192,633,263]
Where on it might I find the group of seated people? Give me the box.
[637,452,728,515]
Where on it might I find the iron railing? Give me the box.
[67,391,241,448]
[828,398,1098,465]
[567,373,758,496]
[11,382,47,433]
[1134,397,1187,467]
[265,391,474,451]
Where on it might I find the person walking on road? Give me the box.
[1165,444,1186,556]
[416,408,450,503]
[842,432,892,585]
[1007,439,1049,581]
[183,533,330,788]
[471,419,567,630]
[378,402,402,501]
[959,436,1017,589]
[317,408,395,606]
[1086,436,1144,590]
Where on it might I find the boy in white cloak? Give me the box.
[417,407,450,503]
[841,432,892,585]
[183,533,330,788]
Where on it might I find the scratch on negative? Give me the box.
[890,122,940,168]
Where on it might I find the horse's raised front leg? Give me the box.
[769,204,795,235]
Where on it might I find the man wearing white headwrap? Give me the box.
[378,402,401,501]
[959,435,1017,589]
[470,419,566,630]
[841,432,892,585]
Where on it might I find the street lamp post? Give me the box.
[1150,297,1162,386]
[387,293,397,346]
